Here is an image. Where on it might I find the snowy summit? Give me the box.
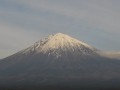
[21,33,97,58]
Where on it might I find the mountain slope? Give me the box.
[18,33,97,58]
[0,33,120,90]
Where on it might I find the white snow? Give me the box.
[21,33,96,57]
[40,33,93,52]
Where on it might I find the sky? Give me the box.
[0,0,120,59]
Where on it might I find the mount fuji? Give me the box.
[0,33,120,90]
[18,33,97,58]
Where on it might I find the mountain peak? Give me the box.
[43,33,94,49]
[52,33,71,39]
[54,33,66,36]
[21,33,97,58]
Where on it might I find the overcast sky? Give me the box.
[0,0,120,59]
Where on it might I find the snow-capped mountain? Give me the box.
[0,33,120,90]
[18,33,97,58]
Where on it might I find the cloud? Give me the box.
[15,0,120,33]
[1,0,120,33]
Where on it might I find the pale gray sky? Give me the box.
[0,0,120,59]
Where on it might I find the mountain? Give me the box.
[0,33,120,90]
[18,33,97,58]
